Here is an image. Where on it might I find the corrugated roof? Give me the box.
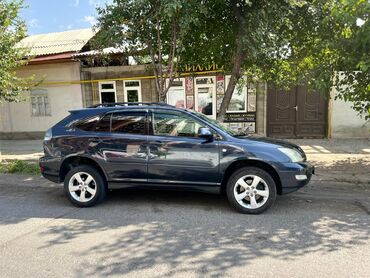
[72,47,126,57]
[18,28,95,56]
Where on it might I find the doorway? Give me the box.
[267,85,328,138]
[194,77,216,119]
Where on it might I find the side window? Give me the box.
[75,116,100,131]
[111,111,146,135]
[75,114,111,132]
[153,112,206,138]
[95,114,111,132]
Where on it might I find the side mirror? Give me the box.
[198,127,214,141]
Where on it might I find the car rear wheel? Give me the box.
[226,167,276,214]
[64,165,107,207]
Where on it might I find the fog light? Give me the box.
[295,174,307,180]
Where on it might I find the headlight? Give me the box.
[278,147,304,162]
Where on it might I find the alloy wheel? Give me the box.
[68,172,97,203]
[233,175,270,209]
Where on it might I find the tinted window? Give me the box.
[75,114,111,132]
[153,112,206,138]
[75,116,100,131]
[95,114,111,132]
[111,111,146,135]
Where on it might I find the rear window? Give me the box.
[111,111,146,135]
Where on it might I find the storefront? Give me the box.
[80,64,260,135]
[166,75,257,134]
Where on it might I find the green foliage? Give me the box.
[0,0,31,102]
[95,0,369,118]
[94,0,206,100]
[187,0,370,119]
[329,0,369,118]
[274,0,370,119]
[0,160,40,175]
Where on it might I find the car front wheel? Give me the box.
[64,165,107,207]
[226,167,277,214]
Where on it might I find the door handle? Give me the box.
[149,153,158,159]
[293,105,298,111]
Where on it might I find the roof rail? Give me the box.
[88,102,173,108]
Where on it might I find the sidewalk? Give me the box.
[1,138,369,184]
[288,139,370,185]
[0,140,43,162]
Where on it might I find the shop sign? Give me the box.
[224,112,256,122]
[183,63,224,72]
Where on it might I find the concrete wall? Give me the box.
[0,62,83,139]
[330,94,369,138]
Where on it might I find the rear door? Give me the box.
[97,110,148,182]
[147,109,220,186]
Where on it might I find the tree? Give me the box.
[259,0,370,119]
[182,0,369,120]
[95,0,205,102]
[181,0,334,121]
[311,0,369,119]
[0,0,30,102]
[95,0,369,119]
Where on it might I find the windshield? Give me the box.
[192,111,246,136]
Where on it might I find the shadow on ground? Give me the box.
[1,173,369,277]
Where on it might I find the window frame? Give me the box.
[99,81,117,104]
[123,80,142,103]
[149,109,220,139]
[225,75,248,113]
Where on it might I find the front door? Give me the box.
[147,110,220,186]
[267,85,327,138]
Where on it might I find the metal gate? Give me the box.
[267,85,328,138]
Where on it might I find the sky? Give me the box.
[21,0,111,35]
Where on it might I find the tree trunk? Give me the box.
[217,41,244,121]
[217,0,245,122]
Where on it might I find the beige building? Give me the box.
[0,29,95,139]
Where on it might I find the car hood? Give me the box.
[234,135,306,159]
[241,136,300,149]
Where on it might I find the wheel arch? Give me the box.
[221,159,282,195]
[59,155,108,183]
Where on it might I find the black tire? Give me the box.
[226,167,277,214]
[64,165,107,207]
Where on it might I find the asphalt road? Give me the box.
[0,174,369,277]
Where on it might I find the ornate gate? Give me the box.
[267,85,327,138]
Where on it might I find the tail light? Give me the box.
[44,128,52,141]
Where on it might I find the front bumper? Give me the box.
[277,161,314,194]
